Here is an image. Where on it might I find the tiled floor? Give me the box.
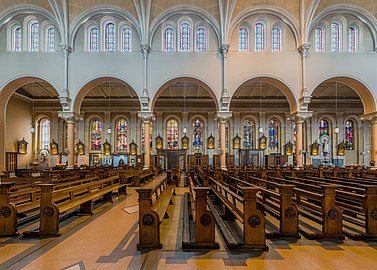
[1,182,377,270]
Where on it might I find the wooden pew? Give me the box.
[207,175,268,250]
[182,173,218,249]
[136,174,175,249]
[23,175,123,237]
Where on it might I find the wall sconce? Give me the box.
[259,127,264,133]
[107,128,112,134]
[183,127,187,135]
[30,127,35,133]
[334,127,339,134]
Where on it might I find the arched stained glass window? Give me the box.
[105,22,116,52]
[116,118,128,151]
[293,123,297,151]
[239,27,248,51]
[89,27,99,51]
[193,118,204,150]
[13,26,22,51]
[319,119,329,137]
[141,124,153,152]
[345,120,354,150]
[196,27,206,51]
[331,22,341,52]
[30,22,39,51]
[349,27,358,52]
[91,119,102,150]
[121,27,132,52]
[164,27,174,52]
[40,118,50,150]
[243,119,254,149]
[315,27,324,52]
[47,27,55,52]
[167,119,179,149]
[180,22,190,51]
[272,27,281,52]
[268,119,279,150]
[255,23,265,51]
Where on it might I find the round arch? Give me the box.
[309,76,376,115]
[230,76,298,113]
[151,76,220,111]
[72,76,142,114]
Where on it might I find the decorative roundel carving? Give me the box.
[200,213,212,226]
[371,209,377,220]
[43,206,55,217]
[248,215,261,228]
[142,214,155,227]
[284,207,296,220]
[328,209,340,220]
[1,206,11,218]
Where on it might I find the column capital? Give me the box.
[141,44,150,56]
[59,43,72,55]
[216,111,232,122]
[298,43,311,58]
[361,112,377,123]
[220,44,230,55]
[287,111,313,123]
[138,111,155,123]
[58,111,80,123]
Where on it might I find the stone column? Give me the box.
[371,117,377,165]
[220,44,230,111]
[138,111,155,169]
[58,112,76,169]
[216,111,232,169]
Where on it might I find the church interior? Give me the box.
[1,0,377,269]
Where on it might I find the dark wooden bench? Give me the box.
[136,173,175,249]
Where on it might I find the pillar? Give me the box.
[138,112,155,169]
[216,111,232,170]
[296,120,303,167]
[58,112,76,169]
[371,117,377,165]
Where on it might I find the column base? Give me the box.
[143,166,150,170]
[221,166,227,171]
[66,166,74,170]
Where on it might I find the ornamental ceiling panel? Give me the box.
[314,0,377,18]
[0,0,53,13]
[232,0,300,22]
[68,0,138,23]
[150,0,220,24]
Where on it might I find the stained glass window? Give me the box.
[167,119,179,149]
[116,118,128,151]
[164,27,174,52]
[40,118,50,150]
[243,119,254,149]
[315,27,324,52]
[349,27,358,52]
[345,120,354,150]
[293,123,297,151]
[239,27,248,51]
[331,22,341,52]
[141,124,153,152]
[196,27,206,51]
[272,27,281,52]
[121,27,132,52]
[89,27,99,51]
[268,119,279,150]
[180,22,190,51]
[30,22,39,51]
[319,119,329,137]
[47,27,55,52]
[13,26,22,51]
[255,23,265,51]
[105,22,116,52]
[193,118,204,150]
[91,119,102,150]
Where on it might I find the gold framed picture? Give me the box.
[18,137,28,154]
[207,133,215,149]
[50,139,59,155]
[76,140,85,155]
[155,134,163,150]
[285,140,293,156]
[129,140,137,155]
[233,134,241,149]
[337,141,346,156]
[103,140,111,155]
[259,135,267,150]
[182,135,189,150]
[311,140,320,156]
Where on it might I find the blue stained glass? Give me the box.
[196,28,206,51]
[345,120,354,150]
[180,22,190,51]
[193,118,204,150]
[319,119,329,137]
[239,27,248,51]
[293,124,297,151]
[349,27,357,52]
[14,27,22,51]
[255,23,264,51]
[47,28,55,52]
[268,119,279,150]
[167,119,179,149]
[105,23,116,52]
[331,22,340,52]
[91,119,102,150]
[272,28,281,52]
[316,28,323,52]
[116,118,128,151]
[243,119,254,149]
[122,28,132,52]
[89,27,99,51]
[164,28,174,52]
[30,22,39,51]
